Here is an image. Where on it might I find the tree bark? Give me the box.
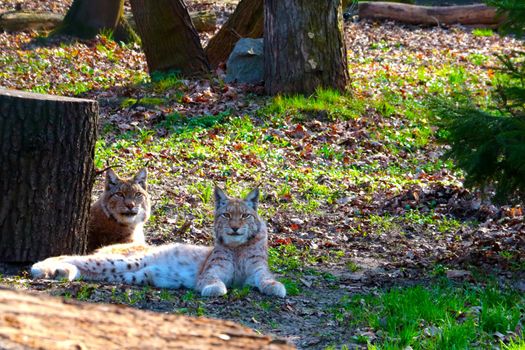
[130,0,209,76]
[0,89,97,262]
[205,0,264,69]
[358,2,502,26]
[53,0,138,43]
[264,0,349,95]
[0,289,294,350]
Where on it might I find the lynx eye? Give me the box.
[134,193,143,199]
[241,213,252,219]
[114,192,124,198]
[221,213,231,219]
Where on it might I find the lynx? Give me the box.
[87,168,150,253]
[31,187,286,298]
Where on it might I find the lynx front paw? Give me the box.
[201,281,227,297]
[261,280,286,298]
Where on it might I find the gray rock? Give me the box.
[226,38,264,84]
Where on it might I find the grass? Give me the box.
[368,211,466,236]
[331,282,525,349]
[263,88,366,121]
[268,244,306,273]
[279,278,301,296]
[472,28,494,37]
[1,24,523,349]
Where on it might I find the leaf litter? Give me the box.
[0,3,524,348]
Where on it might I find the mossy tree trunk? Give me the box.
[54,0,137,43]
[130,0,209,76]
[264,0,349,95]
[205,0,264,69]
[0,89,97,262]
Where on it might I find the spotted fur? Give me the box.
[31,187,286,298]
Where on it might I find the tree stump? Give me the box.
[205,0,264,69]
[0,289,294,349]
[0,89,98,262]
[130,0,210,76]
[264,0,349,95]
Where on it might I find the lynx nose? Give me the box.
[125,202,135,209]
[231,227,239,233]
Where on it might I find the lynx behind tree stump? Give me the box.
[0,89,98,262]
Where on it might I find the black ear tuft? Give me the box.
[244,188,259,211]
[105,168,120,191]
[134,168,148,190]
[214,186,229,210]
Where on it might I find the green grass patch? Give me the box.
[158,111,230,134]
[268,244,305,273]
[472,28,494,37]
[121,97,166,108]
[263,88,365,121]
[150,70,184,92]
[332,283,524,349]
[368,210,465,235]
[279,278,301,296]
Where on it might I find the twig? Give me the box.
[94,164,123,177]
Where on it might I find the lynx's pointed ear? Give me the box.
[214,186,229,210]
[244,188,259,211]
[105,168,120,191]
[134,168,148,190]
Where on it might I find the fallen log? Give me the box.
[0,11,216,33]
[358,2,503,26]
[0,11,62,31]
[125,10,216,33]
[0,288,294,350]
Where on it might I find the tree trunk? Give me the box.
[358,2,502,26]
[130,0,209,76]
[0,89,97,262]
[264,0,349,95]
[0,289,294,350]
[205,0,264,69]
[53,0,138,43]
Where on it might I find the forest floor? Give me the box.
[0,1,524,349]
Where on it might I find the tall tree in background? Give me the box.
[54,0,137,43]
[0,89,97,262]
[130,0,209,76]
[264,0,349,95]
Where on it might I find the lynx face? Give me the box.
[214,187,261,247]
[103,168,150,225]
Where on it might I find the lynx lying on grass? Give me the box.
[87,168,150,253]
[31,187,286,298]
